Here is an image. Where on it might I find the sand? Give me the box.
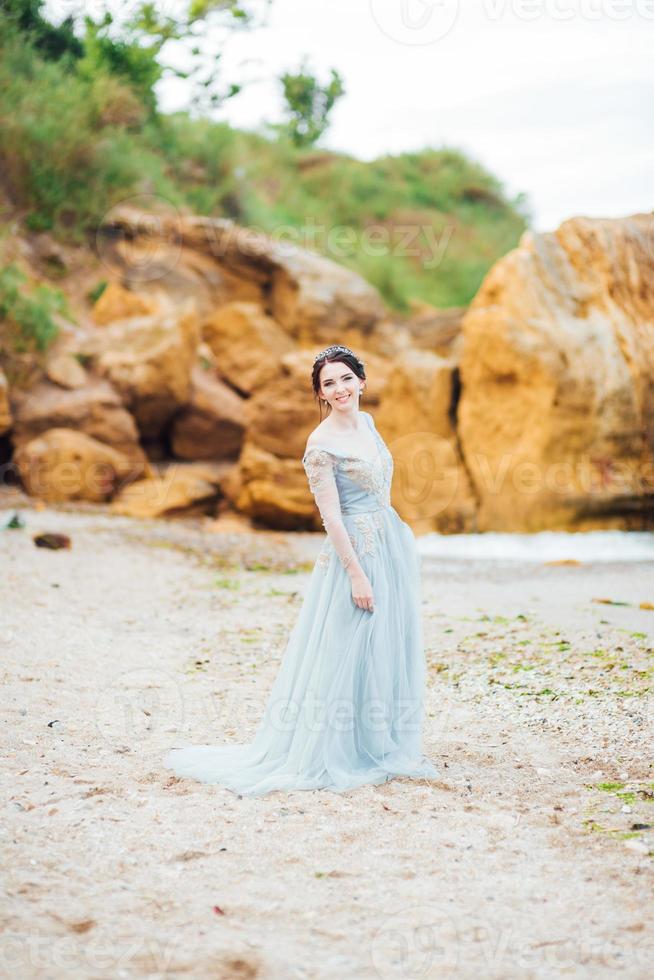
[1,497,653,979]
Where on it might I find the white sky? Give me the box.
[47,0,654,231]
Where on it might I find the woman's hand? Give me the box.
[349,569,374,613]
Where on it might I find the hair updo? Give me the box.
[311,345,366,419]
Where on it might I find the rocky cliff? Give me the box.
[1,206,652,532]
[459,214,654,530]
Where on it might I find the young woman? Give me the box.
[163,344,439,795]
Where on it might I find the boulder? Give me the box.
[227,441,316,530]
[96,216,264,320]
[92,281,159,325]
[180,216,387,342]
[103,209,387,348]
[202,302,295,395]
[14,428,134,502]
[9,378,147,476]
[242,349,318,461]
[110,460,230,518]
[376,349,477,533]
[83,301,199,438]
[268,245,386,345]
[458,213,654,531]
[170,366,246,460]
[45,353,89,389]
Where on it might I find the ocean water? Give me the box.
[416,530,654,563]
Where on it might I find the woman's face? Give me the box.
[318,360,364,413]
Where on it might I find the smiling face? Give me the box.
[318,359,365,414]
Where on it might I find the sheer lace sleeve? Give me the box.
[302,447,363,576]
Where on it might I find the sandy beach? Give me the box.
[2,499,653,979]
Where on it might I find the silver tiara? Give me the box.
[314,344,362,364]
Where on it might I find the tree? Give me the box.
[118,0,272,115]
[0,0,83,62]
[1,0,272,117]
[279,60,345,148]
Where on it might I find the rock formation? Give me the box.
[169,366,246,461]
[14,428,134,503]
[1,207,652,532]
[80,301,200,439]
[9,377,148,476]
[458,213,654,530]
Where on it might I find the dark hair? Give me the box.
[311,345,366,420]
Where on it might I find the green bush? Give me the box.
[0,262,68,352]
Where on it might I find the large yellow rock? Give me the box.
[96,212,264,320]
[170,366,246,460]
[45,353,89,389]
[243,350,319,460]
[110,460,230,518]
[459,213,654,531]
[105,210,387,348]
[229,441,316,530]
[269,246,386,345]
[9,378,147,477]
[83,301,199,438]
[179,216,386,342]
[14,427,134,502]
[376,349,477,533]
[202,302,295,395]
[92,282,158,325]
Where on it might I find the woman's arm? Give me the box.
[302,447,364,578]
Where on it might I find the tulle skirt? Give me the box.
[163,505,440,796]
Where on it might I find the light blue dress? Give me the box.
[163,411,439,795]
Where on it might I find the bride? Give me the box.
[163,344,439,795]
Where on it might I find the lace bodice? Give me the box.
[302,412,393,572]
[302,412,393,514]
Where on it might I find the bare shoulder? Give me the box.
[306,412,373,451]
[305,418,333,449]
